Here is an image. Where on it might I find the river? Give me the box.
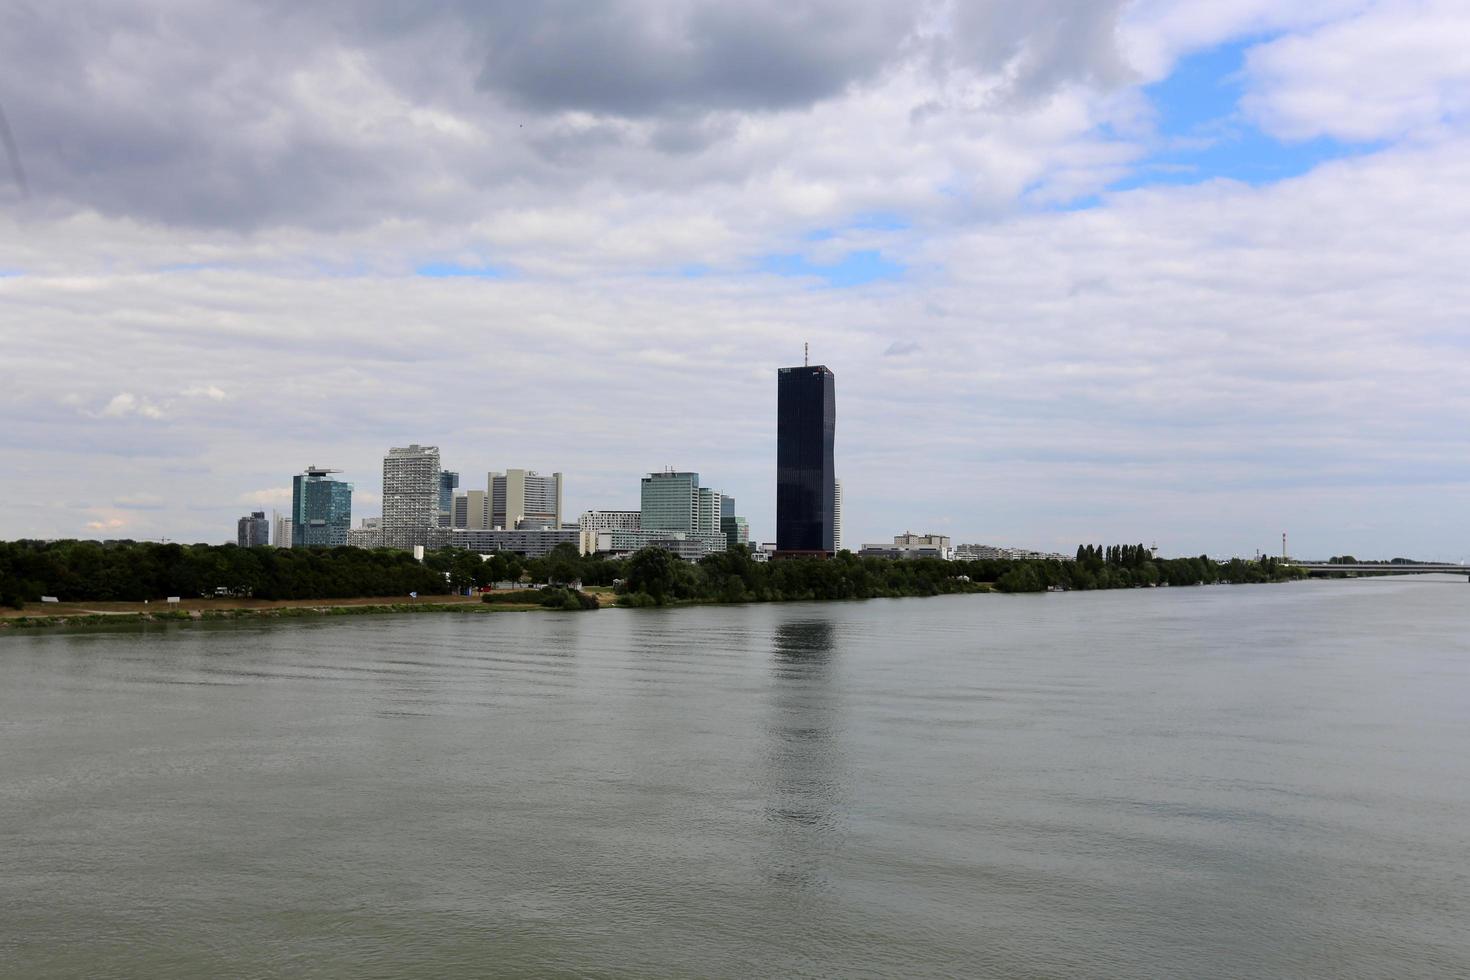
[2,577,1467,978]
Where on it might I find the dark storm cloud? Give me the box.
[468,1,916,116]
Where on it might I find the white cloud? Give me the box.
[114,493,165,509]
[239,488,292,506]
[1241,0,1470,142]
[94,392,166,420]
[182,384,227,400]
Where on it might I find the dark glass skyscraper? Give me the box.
[776,364,836,556]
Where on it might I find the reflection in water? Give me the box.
[762,619,845,891]
[772,620,835,670]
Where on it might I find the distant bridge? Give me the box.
[1286,562,1470,578]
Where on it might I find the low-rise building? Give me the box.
[594,528,726,561]
[428,526,582,558]
[859,531,953,560]
[953,543,1074,562]
[579,509,641,533]
[347,517,384,549]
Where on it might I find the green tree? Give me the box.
[624,547,678,603]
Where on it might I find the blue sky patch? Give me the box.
[415,261,511,278]
[1025,36,1385,212]
[759,249,904,287]
[803,212,911,242]
[1112,37,1380,193]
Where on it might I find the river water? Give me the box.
[2,578,1468,978]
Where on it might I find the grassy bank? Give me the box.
[0,595,548,630]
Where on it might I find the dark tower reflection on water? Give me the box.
[761,618,846,892]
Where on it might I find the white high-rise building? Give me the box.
[834,479,842,552]
[696,487,723,537]
[489,469,562,530]
[271,511,292,549]
[453,489,490,530]
[383,444,441,549]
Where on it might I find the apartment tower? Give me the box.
[382,445,441,549]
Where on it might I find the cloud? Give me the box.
[181,384,227,400]
[949,0,1135,102]
[471,1,917,116]
[884,340,922,356]
[85,517,127,530]
[95,392,166,420]
[1240,0,1470,142]
[0,0,1142,234]
[114,493,165,510]
[239,488,292,506]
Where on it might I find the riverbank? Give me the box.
[0,583,992,630]
[0,592,589,630]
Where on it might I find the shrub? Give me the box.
[537,588,599,611]
[481,590,540,605]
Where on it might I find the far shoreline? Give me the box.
[0,585,1003,632]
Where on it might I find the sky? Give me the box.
[2,0,1469,560]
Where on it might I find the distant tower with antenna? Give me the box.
[776,345,836,557]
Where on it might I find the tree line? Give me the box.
[498,542,1302,604]
[0,538,1304,609]
[0,540,451,606]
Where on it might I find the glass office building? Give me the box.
[776,364,836,556]
[640,470,702,533]
[291,467,353,547]
[438,471,459,527]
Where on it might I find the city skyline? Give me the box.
[3,3,1468,560]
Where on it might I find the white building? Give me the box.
[953,543,1074,562]
[595,529,724,561]
[453,489,490,530]
[270,511,292,549]
[859,531,953,560]
[382,444,441,549]
[834,479,843,552]
[489,469,562,530]
[427,526,582,558]
[579,509,641,533]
